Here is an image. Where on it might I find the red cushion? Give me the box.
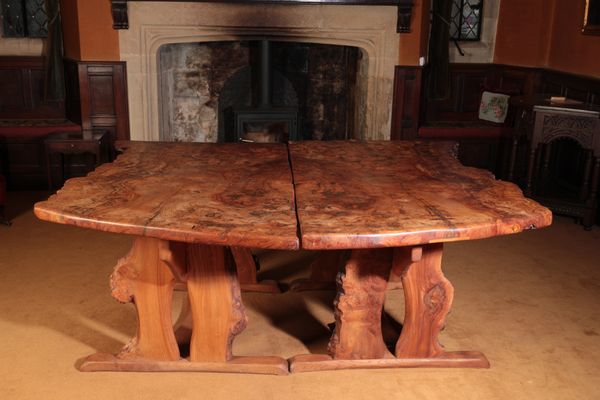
[418,125,513,139]
[0,124,81,138]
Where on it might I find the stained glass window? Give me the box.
[450,0,482,41]
[1,0,48,38]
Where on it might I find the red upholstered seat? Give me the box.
[0,119,81,138]
[418,123,513,139]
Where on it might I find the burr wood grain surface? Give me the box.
[34,142,299,250]
[35,140,552,250]
[289,140,552,249]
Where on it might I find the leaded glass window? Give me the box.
[1,0,48,38]
[450,0,482,41]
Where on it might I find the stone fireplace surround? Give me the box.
[119,2,400,141]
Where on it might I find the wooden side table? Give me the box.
[45,130,108,190]
[524,105,600,229]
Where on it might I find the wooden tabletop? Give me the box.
[34,142,299,249]
[35,140,552,250]
[289,141,552,249]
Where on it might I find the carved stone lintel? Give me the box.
[112,0,129,30]
[110,1,414,33]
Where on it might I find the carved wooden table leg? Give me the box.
[328,249,394,359]
[184,244,288,374]
[289,250,349,291]
[79,237,180,371]
[290,245,489,372]
[393,244,489,367]
[79,238,288,374]
[290,250,402,292]
[230,246,280,293]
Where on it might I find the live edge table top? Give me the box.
[34,140,552,250]
[34,142,299,250]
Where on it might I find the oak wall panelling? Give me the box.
[390,66,423,140]
[0,56,65,119]
[64,59,130,153]
[0,56,71,188]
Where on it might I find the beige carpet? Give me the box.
[0,192,599,400]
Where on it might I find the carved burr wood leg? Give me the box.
[393,244,489,366]
[80,239,287,374]
[290,245,489,372]
[393,244,451,357]
[230,246,280,293]
[186,244,246,362]
[290,250,402,291]
[80,237,180,371]
[328,249,394,360]
[290,250,349,291]
[183,244,287,374]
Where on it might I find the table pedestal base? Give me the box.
[289,352,489,372]
[79,353,288,375]
[82,237,287,375]
[84,238,489,374]
[289,250,404,292]
[289,244,490,372]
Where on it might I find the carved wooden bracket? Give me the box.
[111,0,129,29]
[110,1,414,33]
[396,1,414,33]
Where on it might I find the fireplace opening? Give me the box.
[157,40,364,143]
[224,40,299,143]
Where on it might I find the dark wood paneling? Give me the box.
[539,70,600,105]
[0,56,65,119]
[424,64,490,122]
[410,63,600,213]
[65,59,130,146]
[391,66,422,140]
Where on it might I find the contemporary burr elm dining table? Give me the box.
[34,140,552,375]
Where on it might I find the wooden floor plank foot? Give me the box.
[79,353,289,375]
[289,352,489,373]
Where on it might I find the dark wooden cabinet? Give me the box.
[65,59,130,153]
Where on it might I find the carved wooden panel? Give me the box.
[391,66,422,140]
[0,56,65,119]
[65,59,130,148]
